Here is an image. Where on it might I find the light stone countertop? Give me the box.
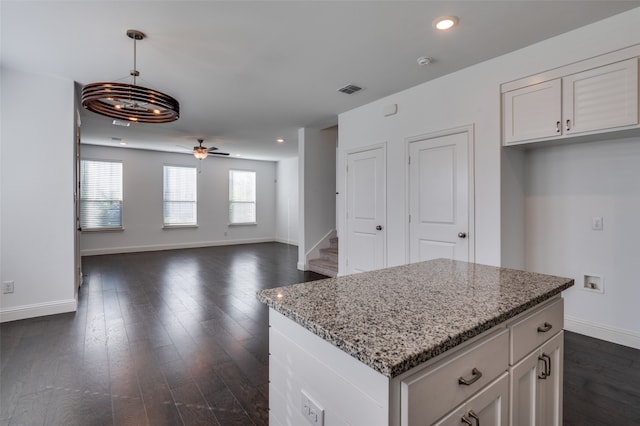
[257,258,574,378]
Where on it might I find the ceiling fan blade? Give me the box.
[207,147,219,152]
[209,152,230,156]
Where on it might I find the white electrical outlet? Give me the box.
[301,390,324,426]
[2,281,14,294]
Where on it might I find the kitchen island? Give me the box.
[257,259,573,426]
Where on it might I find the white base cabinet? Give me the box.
[434,374,509,426]
[268,297,565,426]
[510,332,564,426]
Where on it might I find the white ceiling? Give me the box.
[2,1,638,161]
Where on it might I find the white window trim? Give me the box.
[163,164,198,227]
[228,169,257,225]
[80,158,124,232]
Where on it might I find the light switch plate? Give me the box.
[592,216,603,231]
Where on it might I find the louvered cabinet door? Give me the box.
[563,58,638,136]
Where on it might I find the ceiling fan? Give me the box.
[187,139,230,160]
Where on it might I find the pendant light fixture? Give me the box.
[81,29,180,124]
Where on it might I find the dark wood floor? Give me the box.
[0,243,325,426]
[563,330,640,425]
[1,242,638,425]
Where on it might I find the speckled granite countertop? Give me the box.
[257,259,573,378]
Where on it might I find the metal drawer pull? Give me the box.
[556,121,561,133]
[458,367,482,385]
[537,322,552,333]
[461,411,480,425]
[566,119,571,131]
[538,353,551,379]
[469,410,480,426]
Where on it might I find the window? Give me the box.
[229,169,256,224]
[163,165,197,226]
[80,159,123,230]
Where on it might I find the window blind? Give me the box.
[163,165,197,226]
[229,170,256,224]
[80,160,123,229]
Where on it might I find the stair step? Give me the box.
[329,237,338,249]
[319,247,338,263]
[308,258,338,278]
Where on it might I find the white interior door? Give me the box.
[409,128,472,263]
[346,147,385,274]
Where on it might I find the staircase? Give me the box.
[308,237,338,278]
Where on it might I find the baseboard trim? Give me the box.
[297,261,307,271]
[565,315,640,350]
[0,299,77,323]
[274,238,298,246]
[81,237,275,256]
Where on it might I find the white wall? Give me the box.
[339,8,640,270]
[338,8,640,346]
[1,68,77,322]
[298,127,337,269]
[524,137,640,348]
[80,145,277,255]
[275,157,299,245]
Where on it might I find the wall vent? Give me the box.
[337,84,363,95]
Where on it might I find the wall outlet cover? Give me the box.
[301,389,324,426]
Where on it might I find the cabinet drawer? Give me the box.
[401,329,509,426]
[510,298,563,364]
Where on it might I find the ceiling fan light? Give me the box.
[194,146,208,160]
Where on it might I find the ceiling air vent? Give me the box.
[337,84,363,95]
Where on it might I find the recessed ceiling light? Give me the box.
[276,138,285,143]
[120,141,127,146]
[235,154,241,157]
[434,16,459,31]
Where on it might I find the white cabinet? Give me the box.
[503,57,639,146]
[434,374,509,426]
[503,79,562,144]
[509,332,563,426]
[563,59,638,136]
[402,330,509,425]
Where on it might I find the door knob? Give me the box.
[458,232,467,238]
[376,225,383,231]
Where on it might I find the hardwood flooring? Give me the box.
[563,330,640,425]
[1,242,638,425]
[1,243,325,426]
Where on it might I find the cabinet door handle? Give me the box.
[468,410,480,426]
[461,416,473,425]
[538,353,551,379]
[537,322,552,333]
[458,367,482,386]
[556,121,561,133]
[566,119,571,131]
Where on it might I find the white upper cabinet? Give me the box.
[502,54,639,146]
[563,58,638,136]
[503,79,562,144]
